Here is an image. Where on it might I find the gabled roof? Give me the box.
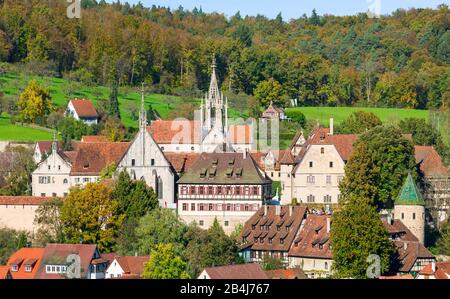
[240,206,306,252]
[382,219,418,242]
[35,141,63,155]
[69,142,130,176]
[7,248,45,279]
[395,173,425,206]
[288,214,332,259]
[164,152,201,173]
[202,263,268,279]
[69,99,98,118]
[112,256,149,277]
[36,244,100,279]
[147,120,202,144]
[395,241,434,273]
[0,266,11,279]
[177,152,270,185]
[414,146,449,177]
[0,196,55,206]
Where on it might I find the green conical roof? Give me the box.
[395,173,425,206]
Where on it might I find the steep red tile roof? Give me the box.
[0,266,11,279]
[240,206,307,252]
[395,241,435,273]
[36,244,99,279]
[288,214,332,259]
[414,146,449,177]
[435,262,450,279]
[147,120,201,144]
[0,196,55,205]
[35,141,63,155]
[310,133,358,161]
[202,263,268,279]
[279,150,296,165]
[7,248,45,279]
[147,120,252,145]
[419,262,450,279]
[164,152,201,173]
[113,256,149,277]
[69,99,98,118]
[382,219,419,242]
[265,268,307,279]
[69,142,130,175]
[81,136,109,143]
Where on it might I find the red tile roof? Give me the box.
[240,206,307,252]
[265,268,307,279]
[113,256,149,277]
[0,266,12,279]
[35,141,63,155]
[382,219,419,242]
[310,133,358,161]
[147,120,201,144]
[0,196,55,205]
[164,152,201,173]
[36,244,100,279]
[288,214,332,259]
[419,262,450,279]
[69,99,98,118]
[69,142,130,175]
[7,248,45,279]
[395,241,435,273]
[202,263,268,279]
[81,136,110,143]
[147,120,252,145]
[414,146,449,177]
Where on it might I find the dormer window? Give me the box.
[11,265,18,272]
[83,163,89,169]
[280,238,285,245]
[25,265,32,272]
[252,225,256,230]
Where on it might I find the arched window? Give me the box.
[63,179,68,184]
[155,176,163,199]
[325,262,328,270]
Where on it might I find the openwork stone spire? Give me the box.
[139,82,147,130]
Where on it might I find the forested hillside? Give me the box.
[0,0,448,110]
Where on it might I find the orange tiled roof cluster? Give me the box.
[419,262,450,279]
[6,248,45,279]
[414,145,449,176]
[113,256,149,277]
[265,268,307,279]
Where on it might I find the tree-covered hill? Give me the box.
[0,0,448,110]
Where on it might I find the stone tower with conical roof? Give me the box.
[394,173,426,244]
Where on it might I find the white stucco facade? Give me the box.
[281,144,344,205]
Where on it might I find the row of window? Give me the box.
[46,265,67,274]
[38,176,98,185]
[306,175,344,185]
[180,185,262,196]
[306,194,335,203]
[181,203,260,212]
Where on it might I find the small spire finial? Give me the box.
[52,131,57,153]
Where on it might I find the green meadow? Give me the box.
[286,106,429,127]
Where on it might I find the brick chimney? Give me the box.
[264,204,268,216]
[326,217,331,233]
[275,205,281,216]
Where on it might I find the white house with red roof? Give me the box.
[66,99,99,125]
[105,256,149,279]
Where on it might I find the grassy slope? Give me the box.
[0,113,53,141]
[286,106,429,126]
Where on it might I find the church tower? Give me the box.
[394,173,426,244]
[202,57,228,135]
